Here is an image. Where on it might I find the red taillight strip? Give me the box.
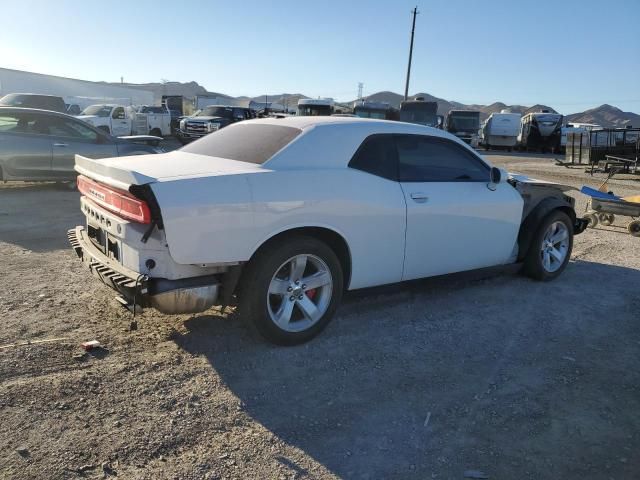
[77,175,151,224]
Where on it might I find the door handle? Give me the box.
[53,143,69,147]
[410,192,429,203]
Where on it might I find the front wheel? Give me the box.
[522,210,574,281]
[238,236,344,345]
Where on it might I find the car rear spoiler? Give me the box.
[74,155,155,191]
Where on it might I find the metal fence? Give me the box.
[565,128,639,171]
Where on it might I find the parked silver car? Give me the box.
[0,107,163,184]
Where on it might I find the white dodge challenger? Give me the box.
[69,116,586,345]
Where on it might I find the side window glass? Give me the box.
[112,107,125,119]
[348,135,397,180]
[47,117,98,142]
[397,135,488,182]
[0,114,24,133]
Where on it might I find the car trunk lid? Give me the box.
[75,151,265,190]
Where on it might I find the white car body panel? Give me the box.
[401,181,523,280]
[247,169,407,289]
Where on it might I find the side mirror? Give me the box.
[490,167,502,184]
[488,167,508,190]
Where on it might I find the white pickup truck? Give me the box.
[132,105,172,137]
[77,104,133,136]
[68,117,587,345]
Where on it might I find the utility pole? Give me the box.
[357,82,363,101]
[404,6,419,101]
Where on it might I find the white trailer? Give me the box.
[560,122,602,151]
[481,111,521,151]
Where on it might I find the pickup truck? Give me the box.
[77,104,132,136]
[69,117,587,345]
[176,105,255,144]
[132,105,172,137]
[0,93,67,113]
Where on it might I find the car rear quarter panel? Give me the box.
[247,169,407,289]
[151,168,407,290]
[150,174,256,265]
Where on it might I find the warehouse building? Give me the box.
[0,67,154,106]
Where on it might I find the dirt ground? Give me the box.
[1,152,639,480]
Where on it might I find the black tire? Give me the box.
[150,128,162,137]
[98,125,110,134]
[522,210,574,281]
[628,220,640,237]
[238,235,344,345]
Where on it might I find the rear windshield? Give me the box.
[181,123,302,164]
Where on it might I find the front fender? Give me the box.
[517,197,577,262]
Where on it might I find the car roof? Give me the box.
[248,116,480,170]
[2,93,62,98]
[0,106,74,117]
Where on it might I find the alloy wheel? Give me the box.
[540,221,570,273]
[267,254,333,332]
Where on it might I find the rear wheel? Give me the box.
[150,128,162,137]
[523,210,573,281]
[238,236,343,345]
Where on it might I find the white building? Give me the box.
[0,68,154,106]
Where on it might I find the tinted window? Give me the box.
[397,135,488,182]
[199,106,233,119]
[46,117,98,141]
[112,107,125,119]
[140,106,166,114]
[0,94,66,112]
[0,112,47,135]
[181,124,302,164]
[349,135,397,180]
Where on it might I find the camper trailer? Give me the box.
[399,98,440,127]
[480,111,522,151]
[297,98,334,116]
[353,100,398,120]
[446,110,481,147]
[518,112,563,153]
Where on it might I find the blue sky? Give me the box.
[2,0,639,114]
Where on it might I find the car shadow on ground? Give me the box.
[0,183,82,252]
[171,260,640,479]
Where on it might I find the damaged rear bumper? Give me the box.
[68,226,220,314]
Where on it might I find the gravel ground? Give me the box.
[0,153,639,480]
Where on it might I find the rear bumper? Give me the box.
[68,226,220,314]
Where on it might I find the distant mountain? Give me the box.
[565,104,640,128]
[351,92,557,120]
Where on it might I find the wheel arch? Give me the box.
[248,226,352,290]
[517,197,575,262]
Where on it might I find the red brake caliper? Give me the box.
[306,288,317,299]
